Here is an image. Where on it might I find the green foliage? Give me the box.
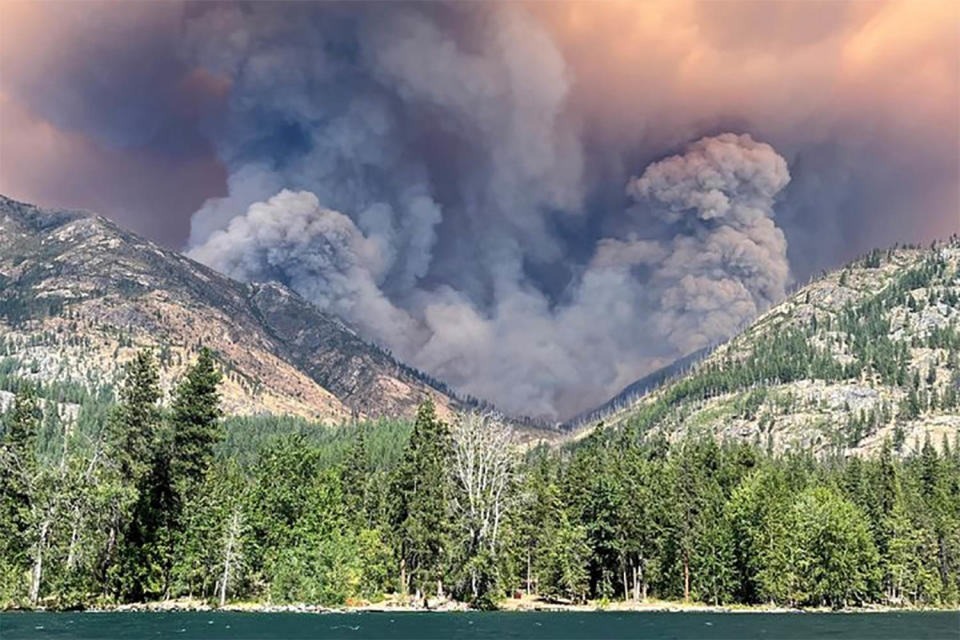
[2,363,959,610]
[0,386,42,603]
[108,350,162,485]
[217,414,412,471]
[169,347,223,492]
[780,486,879,607]
[390,398,453,597]
[537,510,590,603]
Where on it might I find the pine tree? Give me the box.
[565,432,622,599]
[512,449,557,598]
[391,398,452,600]
[0,386,43,602]
[108,350,162,484]
[3,385,42,456]
[342,424,370,527]
[616,445,663,602]
[917,436,960,602]
[664,438,733,603]
[169,347,223,495]
[137,347,224,599]
[107,349,166,601]
[537,508,590,603]
[874,441,912,602]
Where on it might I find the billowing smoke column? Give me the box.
[3,1,956,289]
[1,0,798,419]
[15,0,926,418]
[191,128,791,419]
[185,4,795,419]
[625,133,790,353]
[3,1,955,417]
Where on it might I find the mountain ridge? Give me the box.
[0,194,467,422]
[4,192,957,453]
[569,239,960,455]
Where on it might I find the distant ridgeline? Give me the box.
[0,194,472,426]
[0,348,958,610]
[578,239,960,458]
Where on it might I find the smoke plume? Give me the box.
[2,1,956,418]
[191,132,791,419]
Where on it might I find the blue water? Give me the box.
[1,610,957,639]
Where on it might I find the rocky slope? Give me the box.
[576,240,960,456]
[0,195,461,422]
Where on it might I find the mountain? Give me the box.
[570,346,710,426]
[4,192,956,454]
[575,240,960,456]
[0,195,462,422]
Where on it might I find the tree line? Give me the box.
[1,349,959,609]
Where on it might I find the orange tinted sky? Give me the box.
[0,0,957,249]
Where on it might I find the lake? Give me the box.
[1,610,957,639]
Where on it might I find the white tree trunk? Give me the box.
[30,518,51,606]
[451,411,517,563]
[526,552,532,595]
[219,507,243,607]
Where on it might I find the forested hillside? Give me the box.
[2,349,958,610]
[0,195,462,423]
[585,240,960,457]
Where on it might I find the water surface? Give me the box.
[1,610,957,639]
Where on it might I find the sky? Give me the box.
[1,0,958,420]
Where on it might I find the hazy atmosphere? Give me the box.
[2,0,958,419]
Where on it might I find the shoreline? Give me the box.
[5,595,958,615]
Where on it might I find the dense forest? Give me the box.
[1,348,959,611]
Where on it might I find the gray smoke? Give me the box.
[190,128,791,419]
[4,2,954,379]
[626,133,790,352]
[183,2,794,418]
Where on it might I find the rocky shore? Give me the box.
[21,594,944,615]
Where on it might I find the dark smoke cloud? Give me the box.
[191,133,791,419]
[0,2,227,243]
[2,1,957,418]
[183,5,796,418]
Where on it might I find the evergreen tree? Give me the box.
[391,399,453,599]
[916,436,960,602]
[565,431,622,599]
[2,345,960,612]
[173,460,247,603]
[616,444,664,601]
[108,350,162,484]
[537,507,590,603]
[108,349,165,601]
[342,424,370,527]
[169,348,223,495]
[663,439,734,603]
[0,386,42,602]
[511,448,557,597]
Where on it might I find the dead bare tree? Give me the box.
[450,411,517,599]
[217,505,244,607]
